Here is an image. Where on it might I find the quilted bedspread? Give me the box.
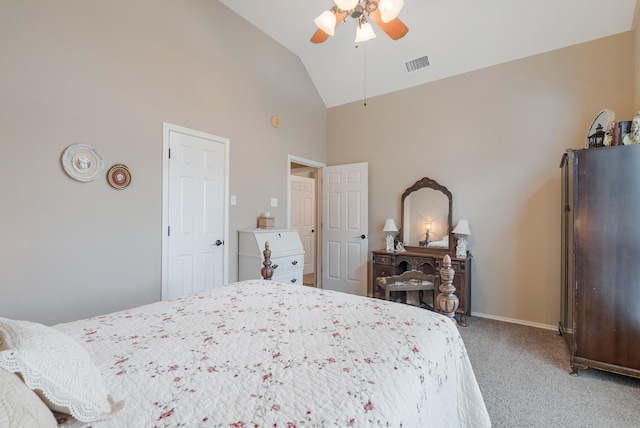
[54,280,490,427]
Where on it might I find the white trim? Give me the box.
[162,122,230,300]
[471,311,557,331]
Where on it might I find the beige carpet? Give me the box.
[458,317,640,428]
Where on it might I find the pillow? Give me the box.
[0,367,58,428]
[0,317,124,423]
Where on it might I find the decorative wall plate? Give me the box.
[107,164,131,189]
[585,109,615,149]
[61,144,104,182]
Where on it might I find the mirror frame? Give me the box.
[400,177,453,253]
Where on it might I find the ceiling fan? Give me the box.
[311,0,408,44]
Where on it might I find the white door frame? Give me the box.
[287,155,325,287]
[161,122,230,300]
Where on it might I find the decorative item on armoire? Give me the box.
[631,111,640,144]
[382,218,398,252]
[585,109,615,149]
[452,219,471,258]
[61,143,104,182]
[613,120,632,146]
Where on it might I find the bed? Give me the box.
[0,245,490,428]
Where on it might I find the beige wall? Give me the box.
[636,10,640,110]
[1,1,636,329]
[328,32,635,328]
[0,0,327,324]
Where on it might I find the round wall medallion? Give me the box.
[61,144,104,182]
[107,164,132,189]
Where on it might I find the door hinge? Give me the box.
[168,226,170,236]
[168,148,171,159]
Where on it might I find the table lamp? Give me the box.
[382,218,398,252]
[452,219,471,258]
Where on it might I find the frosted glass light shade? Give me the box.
[452,219,472,236]
[382,218,398,232]
[379,0,404,23]
[314,10,336,35]
[334,0,360,10]
[355,21,376,43]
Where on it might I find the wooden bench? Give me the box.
[376,270,438,310]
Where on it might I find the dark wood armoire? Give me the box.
[560,145,640,378]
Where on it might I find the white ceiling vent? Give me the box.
[405,55,430,73]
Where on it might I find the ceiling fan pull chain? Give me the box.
[363,42,367,106]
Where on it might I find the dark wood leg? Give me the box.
[569,362,587,376]
[457,313,468,327]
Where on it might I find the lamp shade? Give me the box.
[452,219,472,236]
[382,218,398,232]
[379,0,404,23]
[355,21,376,43]
[314,10,336,35]
[333,0,360,10]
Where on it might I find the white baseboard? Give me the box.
[471,311,558,331]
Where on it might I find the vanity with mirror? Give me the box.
[372,177,472,326]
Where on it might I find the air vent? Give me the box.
[405,55,430,73]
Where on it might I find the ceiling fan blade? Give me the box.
[310,11,347,44]
[310,29,331,44]
[369,7,409,40]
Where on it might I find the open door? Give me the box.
[322,162,369,296]
[290,175,316,277]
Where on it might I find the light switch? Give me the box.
[271,198,278,207]
[231,195,236,206]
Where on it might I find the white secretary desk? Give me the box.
[238,229,304,284]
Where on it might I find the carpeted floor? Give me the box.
[457,317,640,428]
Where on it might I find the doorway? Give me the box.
[288,155,323,288]
[287,157,369,296]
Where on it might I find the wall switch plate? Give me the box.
[231,195,236,206]
[271,198,278,207]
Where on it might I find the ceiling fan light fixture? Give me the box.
[379,0,404,23]
[314,10,337,35]
[333,0,360,11]
[355,20,376,43]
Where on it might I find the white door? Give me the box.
[322,162,368,296]
[290,175,316,275]
[162,123,229,300]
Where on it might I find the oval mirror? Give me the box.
[400,177,453,253]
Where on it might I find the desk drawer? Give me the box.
[271,253,304,274]
[373,253,393,265]
[272,269,303,285]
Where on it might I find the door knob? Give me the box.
[357,234,367,239]
[214,240,223,246]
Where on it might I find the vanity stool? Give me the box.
[376,270,438,310]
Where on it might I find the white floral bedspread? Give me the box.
[54,280,490,427]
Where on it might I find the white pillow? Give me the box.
[0,317,124,423]
[0,367,58,428]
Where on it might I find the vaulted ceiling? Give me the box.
[220,0,638,108]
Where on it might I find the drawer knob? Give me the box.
[272,264,279,269]
[291,278,297,283]
[292,260,298,265]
